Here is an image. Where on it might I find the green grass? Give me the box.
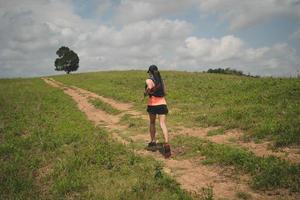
[2,71,299,198]
[120,114,148,131]
[0,78,193,200]
[88,97,121,115]
[52,71,300,147]
[207,128,226,136]
[47,70,300,196]
[199,185,214,200]
[119,114,168,144]
[172,135,300,192]
[236,191,252,200]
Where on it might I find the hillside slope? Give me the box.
[0,78,192,200]
[53,71,300,147]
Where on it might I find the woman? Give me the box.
[144,65,171,158]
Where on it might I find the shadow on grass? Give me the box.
[145,142,170,158]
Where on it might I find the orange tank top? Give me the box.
[146,79,167,106]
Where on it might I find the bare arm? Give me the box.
[144,79,154,96]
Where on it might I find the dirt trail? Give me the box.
[175,127,300,164]
[71,85,146,119]
[45,78,300,164]
[42,78,298,200]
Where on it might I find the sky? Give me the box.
[0,0,300,78]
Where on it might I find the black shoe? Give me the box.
[163,143,171,158]
[146,141,157,151]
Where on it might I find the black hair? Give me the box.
[152,70,162,85]
[150,69,165,96]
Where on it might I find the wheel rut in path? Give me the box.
[174,127,300,164]
[42,78,298,200]
[43,78,300,164]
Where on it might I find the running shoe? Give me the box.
[146,141,157,151]
[163,143,171,158]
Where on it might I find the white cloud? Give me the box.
[114,0,194,25]
[181,35,244,62]
[112,0,300,30]
[175,35,300,76]
[289,28,300,40]
[75,19,193,69]
[0,0,97,77]
[0,0,299,78]
[198,0,300,30]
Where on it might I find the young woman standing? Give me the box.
[144,65,171,158]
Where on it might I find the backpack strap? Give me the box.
[145,77,164,97]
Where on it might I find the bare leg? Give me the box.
[158,114,168,143]
[149,113,156,142]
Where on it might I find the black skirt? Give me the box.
[147,104,168,115]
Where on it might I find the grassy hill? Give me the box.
[1,71,299,199]
[0,78,192,200]
[53,70,300,147]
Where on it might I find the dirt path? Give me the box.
[45,78,300,163]
[174,127,300,164]
[42,78,298,200]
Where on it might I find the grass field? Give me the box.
[1,71,299,199]
[115,111,300,193]
[52,71,300,147]
[0,78,193,200]
[172,135,300,192]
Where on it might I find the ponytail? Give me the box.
[153,70,162,85]
[151,70,165,96]
[147,65,166,97]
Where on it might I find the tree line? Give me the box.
[206,67,259,77]
[52,46,258,78]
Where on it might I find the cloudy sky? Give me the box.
[1,0,300,78]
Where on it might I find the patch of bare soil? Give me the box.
[43,78,119,125]
[71,85,146,118]
[129,133,150,142]
[237,140,300,164]
[34,163,54,199]
[164,159,265,200]
[42,78,299,200]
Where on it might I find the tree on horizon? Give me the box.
[54,46,79,74]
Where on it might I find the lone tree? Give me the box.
[54,46,79,74]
